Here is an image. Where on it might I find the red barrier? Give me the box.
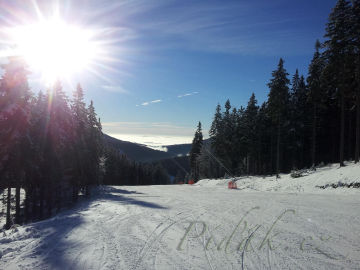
[188,179,195,185]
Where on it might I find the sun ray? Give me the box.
[0,2,131,90]
[30,0,44,21]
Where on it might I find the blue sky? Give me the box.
[0,0,337,146]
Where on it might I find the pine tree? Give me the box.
[189,121,203,181]
[222,100,237,172]
[30,91,51,219]
[290,72,309,169]
[86,100,103,194]
[289,70,300,169]
[324,0,353,166]
[152,163,169,185]
[209,104,225,174]
[243,93,259,174]
[43,81,73,216]
[307,40,325,167]
[257,102,272,174]
[352,0,360,163]
[71,84,88,200]
[0,57,31,227]
[267,58,290,177]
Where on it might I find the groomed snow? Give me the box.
[1,162,359,269]
[196,161,360,194]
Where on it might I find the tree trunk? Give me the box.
[32,187,37,221]
[300,135,304,170]
[355,62,360,163]
[39,186,44,219]
[2,191,5,214]
[276,119,281,178]
[311,103,317,167]
[85,185,90,197]
[270,131,274,174]
[47,191,52,217]
[258,133,262,175]
[340,89,345,167]
[6,187,11,229]
[15,182,20,224]
[24,187,29,223]
[72,185,78,203]
[245,156,248,175]
[348,110,352,161]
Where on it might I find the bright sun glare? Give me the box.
[8,18,99,84]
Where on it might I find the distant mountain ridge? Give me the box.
[103,134,192,162]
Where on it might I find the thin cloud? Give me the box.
[151,99,162,103]
[139,99,162,106]
[177,91,199,98]
[138,91,199,107]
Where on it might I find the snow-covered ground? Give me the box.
[196,161,360,194]
[1,162,360,269]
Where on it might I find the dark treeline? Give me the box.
[0,57,103,229]
[103,148,170,186]
[0,57,174,229]
[190,0,360,180]
[158,156,190,183]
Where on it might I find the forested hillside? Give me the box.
[0,57,103,229]
[188,0,360,180]
[103,134,172,162]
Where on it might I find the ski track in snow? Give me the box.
[1,163,360,269]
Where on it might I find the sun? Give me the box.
[7,18,100,85]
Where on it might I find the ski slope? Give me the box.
[1,163,360,269]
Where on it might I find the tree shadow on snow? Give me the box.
[101,186,166,210]
[24,186,167,269]
[104,186,144,195]
[102,192,167,209]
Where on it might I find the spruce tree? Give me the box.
[244,93,259,174]
[209,104,225,174]
[352,0,360,162]
[71,84,88,200]
[307,40,325,167]
[223,100,237,172]
[290,73,309,169]
[267,58,290,177]
[324,0,353,166]
[189,121,203,181]
[44,81,73,216]
[26,90,48,221]
[86,100,103,194]
[0,57,31,227]
[257,102,272,174]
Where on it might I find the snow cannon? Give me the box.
[228,181,237,189]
